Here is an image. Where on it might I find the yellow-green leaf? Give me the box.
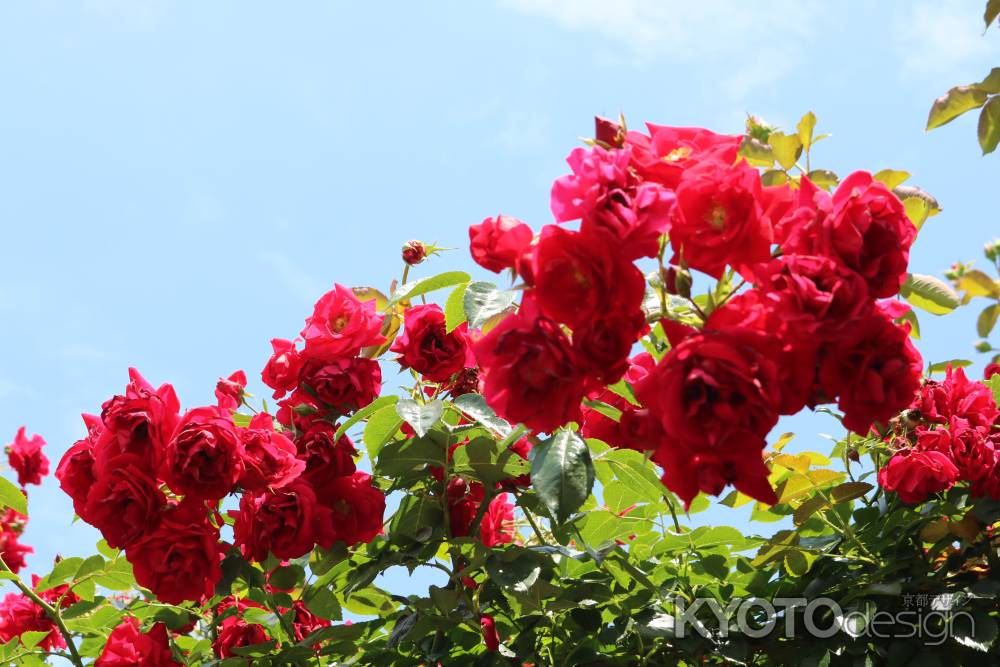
[768,132,802,171]
[797,111,817,151]
[873,169,910,189]
[900,273,961,315]
[978,303,1000,337]
[927,85,988,130]
[979,97,1000,154]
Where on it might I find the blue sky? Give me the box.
[0,0,998,592]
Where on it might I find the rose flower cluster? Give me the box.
[878,366,1000,504]
[0,427,48,573]
[55,291,389,607]
[471,118,921,507]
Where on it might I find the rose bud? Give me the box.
[663,265,692,299]
[401,240,427,265]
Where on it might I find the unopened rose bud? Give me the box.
[402,240,427,265]
[663,266,692,299]
[944,262,967,281]
[847,449,860,463]
[985,239,1000,263]
[594,115,625,148]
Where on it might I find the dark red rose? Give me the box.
[391,304,473,382]
[446,476,485,538]
[653,441,777,508]
[94,368,180,474]
[232,479,329,562]
[124,501,223,605]
[469,215,534,273]
[56,414,102,518]
[215,370,247,411]
[6,427,48,487]
[275,390,325,432]
[782,172,915,298]
[670,159,772,279]
[473,296,587,434]
[985,363,1000,379]
[572,309,648,387]
[524,225,645,329]
[624,124,742,189]
[581,353,661,451]
[819,310,923,435]
[85,454,166,549]
[913,366,998,431]
[239,413,305,492]
[299,356,382,414]
[161,406,244,501]
[550,145,674,260]
[295,422,357,483]
[213,599,269,659]
[877,449,959,504]
[312,471,385,547]
[95,618,181,667]
[262,338,303,399]
[300,284,385,359]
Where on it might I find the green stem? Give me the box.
[0,557,83,667]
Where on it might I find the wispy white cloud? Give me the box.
[893,0,995,80]
[258,251,322,303]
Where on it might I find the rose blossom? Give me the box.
[261,338,303,399]
[312,471,386,547]
[161,405,245,501]
[300,284,385,358]
[85,453,166,549]
[56,414,101,520]
[239,413,305,491]
[95,617,180,667]
[6,427,48,487]
[469,215,534,273]
[624,123,742,189]
[298,356,382,414]
[391,304,473,382]
[295,422,357,483]
[913,365,998,430]
[877,449,959,504]
[232,479,331,562]
[215,370,247,411]
[94,368,180,474]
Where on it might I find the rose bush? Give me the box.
[0,105,997,667]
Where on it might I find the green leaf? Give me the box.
[957,269,1000,298]
[830,481,873,503]
[305,586,342,621]
[390,492,443,539]
[873,169,910,189]
[978,303,1000,337]
[806,169,838,189]
[395,399,443,438]
[451,436,530,485]
[738,136,774,168]
[388,271,471,306]
[334,395,399,442]
[343,587,396,616]
[900,273,961,315]
[595,449,666,505]
[767,132,802,171]
[797,111,816,151]
[362,403,404,458]
[485,551,542,593]
[0,477,27,515]
[94,558,135,591]
[927,85,989,129]
[606,379,640,406]
[928,359,973,374]
[986,0,1000,29]
[986,374,1000,405]
[979,96,1000,154]
[19,631,51,650]
[760,169,788,186]
[978,67,1000,93]
[463,281,516,330]
[444,283,469,333]
[375,434,446,475]
[452,393,512,438]
[531,430,595,524]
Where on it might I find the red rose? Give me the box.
[550,145,674,260]
[986,363,1000,379]
[233,479,329,562]
[312,471,385,547]
[0,577,78,651]
[819,310,923,435]
[653,441,777,508]
[625,124,742,189]
[480,614,501,652]
[213,599,269,659]
[95,618,181,667]
[95,368,180,474]
[298,356,382,414]
[572,309,648,387]
[446,476,485,538]
[262,338,303,399]
[473,296,587,434]
[161,406,244,501]
[56,414,101,518]
[275,390,325,432]
[295,422,357,483]
[289,600,330,644]
[391,304,474,382]
[782,172,915,298]
[215,370,247,411]
[469,215,534,273]
[913,366,998,431]
[581,353,661,451]
[239,413,305,492]
[480,494,515,548]
[0,513,32,574]
[6,427,48,487]
[916,420,995,483]
[670,159,772,279]
[877,449,959,504]
[525,225,645,330]
[125,501,223,605]
[85,454,166,549]
[300,284,385,359]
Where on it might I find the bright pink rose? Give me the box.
[878,449,959,504]
[262,338,303,399]
[161,406,244,501]
[85,454,166,549]
[480,614,501,652]
[94,368,180,474]
[312,471,385,547]
[125,501,223,605]
[480,494,515,548]
[239,413,305,491]
[625,124,742,189]
[391,304,474,382]
[524,225,645,330]
[300,284,385,359]
[6,427,48,487]
[232,479,330,562]
[819,310,923,435]
[550,145,674,260]
[913,366,998,431]
[0,578,78,651]
[215,370,247,411]
[670,159,772,279]
[95,618,181,667]
[298,356,382,414]
[469,215,534,273]
[473,296,586,434]
[0,511,32,573]
[782,172,915,298]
